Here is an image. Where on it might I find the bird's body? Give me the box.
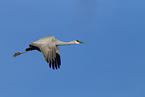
[13,36,85,70]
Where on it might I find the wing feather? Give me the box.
[30,36,61,70]
[52,60,55,69]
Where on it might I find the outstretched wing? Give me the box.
[30,36,61,69]
[40,44,61,69]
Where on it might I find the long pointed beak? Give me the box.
[80,42,86,44]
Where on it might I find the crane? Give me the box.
[13,36,85,70]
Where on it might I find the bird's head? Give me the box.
[74,40,86,44]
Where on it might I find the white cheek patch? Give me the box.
[75,41,80,44]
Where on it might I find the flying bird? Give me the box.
[13,36,85,70]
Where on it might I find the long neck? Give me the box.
[55,40,75,46]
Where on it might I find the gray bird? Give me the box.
[13,36,85,70]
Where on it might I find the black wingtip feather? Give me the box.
[55,58,58,69]
[52,60,55,70]
[49,62,51,68]
[56,53,61,67]
[47,53,61,70]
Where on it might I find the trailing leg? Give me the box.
[13,51,28,57]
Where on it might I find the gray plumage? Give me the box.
[13,36,85,70]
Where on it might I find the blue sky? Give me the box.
[0,0,145,97]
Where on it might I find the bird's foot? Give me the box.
[13,52,21,57]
